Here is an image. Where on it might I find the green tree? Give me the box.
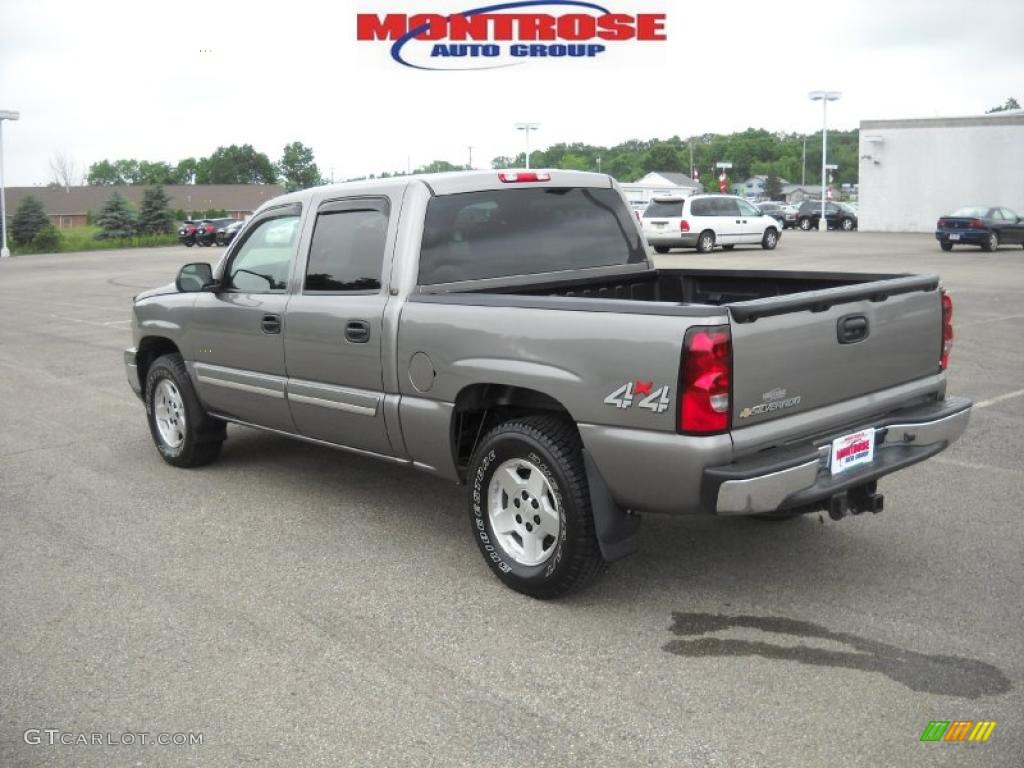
[764,174,783,201]
[279,142,323,192]
[196,145,278,184]
[642,143,684,174]
[87,160,122,185]
[174,158,198,184]
[95,192,137,239]
[986,97,1020,114]
[10,196,50,246]
[414,160,465,174]
[138,186,174,234]
[136,161,176,185]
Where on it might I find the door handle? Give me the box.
[345,320,371,343]
[837,314,869,344]
[261,313,281,334]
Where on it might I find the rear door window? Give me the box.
[643,201,683,218]
[305,199,389,292]
[715,198,741,216]
[690,199,713,216]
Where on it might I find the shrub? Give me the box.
[30,225,62,253]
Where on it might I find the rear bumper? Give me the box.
[704,396,972,515]
[124,347,143,399]
[645,232,699,248]
[935,230,985,245]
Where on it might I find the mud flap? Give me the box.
[583,449,640,562]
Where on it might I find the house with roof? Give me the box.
[618,171,704,207]
[730,175,791,202]
[4,184,285,228]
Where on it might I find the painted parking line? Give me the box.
[973,388,1024,409]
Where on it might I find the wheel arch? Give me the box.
[450,383,573,481]
[136,336,182,390]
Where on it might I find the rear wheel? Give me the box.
[467,415,604,599]
[982,232,999,252]
[761,228,779,250]
[145,353,225,468]
[653,246,670,254]
[940,241,954,252]
[840,217,855,231]
[799,217,813,231]
[696,230,715,253]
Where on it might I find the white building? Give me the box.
[619,172,703,207]
[858,112,1024,232]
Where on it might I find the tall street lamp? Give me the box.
[0,110,20,259]
[514,122,540,169]
[808,91,840,231]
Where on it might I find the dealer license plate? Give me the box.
[830,428,875,475]
[948,234,960,241]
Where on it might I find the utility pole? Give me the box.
[468,145,473,170]
[689,143,694,179]
[801,136,807,187]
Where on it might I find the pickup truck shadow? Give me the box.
[663,612,1011,699]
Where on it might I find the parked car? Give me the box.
[641,194,782,253]
[756,201,797,229]
[215,219,246,246]
[177,219,207,247]
[195,218,238,247]
[935,206,1024,252]
[795,201,858,231]
[124,169,970,598]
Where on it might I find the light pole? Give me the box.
[514,122,540,169]
[0,110,20,259]
[596,156,601,174]
[809,91,840,231]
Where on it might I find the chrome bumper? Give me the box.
[708,397,972,516]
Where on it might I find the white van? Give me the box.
[641,194,782,253]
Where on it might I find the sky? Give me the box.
[1,0,1022,186]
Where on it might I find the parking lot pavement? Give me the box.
[1,234,1021,767]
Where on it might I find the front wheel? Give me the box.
[468,415,604,598]
[184,241,194,247]
[761,228,779,250]
[982,232,999,252]
[145,353,225,467]
[840,218,855,231]
[799,217,813,231]
[696,230,716,253]
[940,241,954,252]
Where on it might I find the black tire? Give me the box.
[799,217,812,231]
[840,218,855,231]
[696,230,715,253]
[940,241,954,252]
[722,244,735,250]
[467,415,604,599]
[761,228,779,250]
[653,246,670,254]
[145,353,225,468]
[184,241,194,247]
[982,232,999,252]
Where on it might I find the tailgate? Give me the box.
[728,276,942,426]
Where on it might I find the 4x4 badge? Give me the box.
[604,380,671,413]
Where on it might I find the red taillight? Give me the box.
[968,218,986,230]
[498,171,551,183]
[940,288,953,370]
[679,326,732,434]
[680,220,690,232]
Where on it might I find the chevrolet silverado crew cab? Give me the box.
[124,170,970,598]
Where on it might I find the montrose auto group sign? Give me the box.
[356,1,666,70]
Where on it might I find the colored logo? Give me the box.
[920,721,997,742]
[356,1,666,70]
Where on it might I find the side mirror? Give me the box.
[176,262,216,293]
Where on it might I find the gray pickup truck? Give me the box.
[125,170,971,598]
